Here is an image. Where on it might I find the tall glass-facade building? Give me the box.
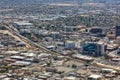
[116,26,120,37]
[82,43,106,57]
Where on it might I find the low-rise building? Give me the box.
[88,74,103,80]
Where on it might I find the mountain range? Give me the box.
[0,0,120,6]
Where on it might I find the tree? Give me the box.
[46,62,51,67]
[72,64,77,68]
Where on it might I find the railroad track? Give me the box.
[2,22,120,72]
[3,23,61,56]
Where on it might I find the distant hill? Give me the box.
[0,0,119,7]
